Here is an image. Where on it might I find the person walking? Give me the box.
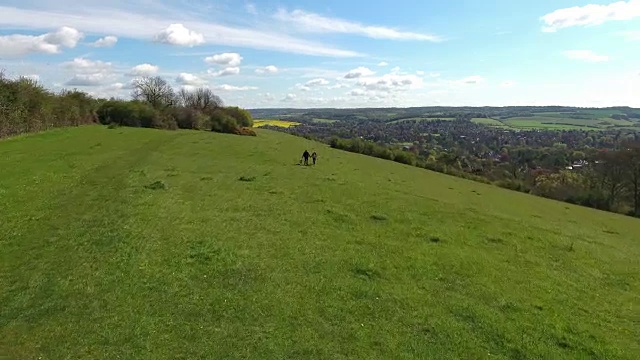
[302,150,310,166]
[311,151,317,165]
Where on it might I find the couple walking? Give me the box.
[301,150,317,166]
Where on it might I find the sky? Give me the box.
[0,0,639,109]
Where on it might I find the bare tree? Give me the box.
[621,142,640,216]
[132,76,176,109]
[177,87,223,113]
[596,150,628,208]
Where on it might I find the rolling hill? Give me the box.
[1,126,639,359]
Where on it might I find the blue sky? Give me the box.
[0,0,639,108]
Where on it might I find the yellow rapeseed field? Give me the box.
[253,119,301,128]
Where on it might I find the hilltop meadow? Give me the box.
[1,126,639,359]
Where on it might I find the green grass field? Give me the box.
[533,110,626,118]
[504,117,598,130]
[471,118,510,128]
[532,114,635,127]
[1,126,639,359]
[501,115,637,131]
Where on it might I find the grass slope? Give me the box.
[1,126,639,359]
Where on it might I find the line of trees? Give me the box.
[329,137,418,167]
[0,72,255,139]
[0,71,98,138]
[98,76,255,135]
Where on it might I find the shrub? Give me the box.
[0,74,96,138]
[566,192,610,211]
[235,127,257,136]
[96,100,159,128]
[208,109,256,136]
[224,106,254,127]
[373,146,395,161]
[194,112,212,130]
[210,109,240,133]
[495,179,527,192]
[150,113,178,130]
[392,150,417,166]
[169,107,212,130]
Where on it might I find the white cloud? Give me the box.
[500,80,516,88]
[390,66,401,74]
[429,72,441,78]
[0,5,361,58]
[215,84,258,91]
[329,82,349,89]
[128,63,159,76]
[255,65,278,74]
[296,84,311,92]
[306,78,329,86]
[617,30,640,41]
[208,67,240,77]
[274,9,442,41]
[176,73,207,86]
[378,61,389,67]
[84,82,128,99]
[349,89,366,96]
[92,35,118,48]
[154,23,205,46]
[66,73,110,86]
[416,70,426,76]
[345,66,375,79]
[540,1,640,32]
[188,71,640,108]
[62,57,114,87]
[260,92,276,101]
[357,73,424,91]
[563,50,609,62]
[0,26,82,57]
[64,57,112,73]
[205,52,243,67]
[282,93,297,101]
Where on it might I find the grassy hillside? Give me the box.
[1,126,639,359]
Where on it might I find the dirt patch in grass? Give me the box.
[371,214,388,221]
[238,176,256,182]
[352,266,382,281]
[145,180,167,190]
